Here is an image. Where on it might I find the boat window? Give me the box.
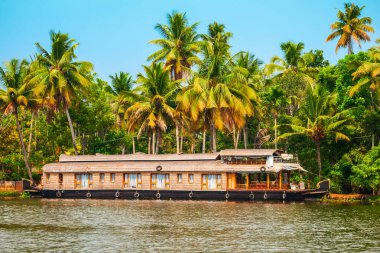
[177,173,182,183]
[46,173,50,184]
[100,173,105,183]
[111,173,115,183]
[202,174,222,190]
[189,174,194,184]
[75,174,93,189]
[124,173,142,188]
[58,174,63,185]
[151,174,170,189]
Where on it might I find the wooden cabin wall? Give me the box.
[43,172,227,191]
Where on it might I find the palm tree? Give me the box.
[263,85,289,149]
[351,39,380,103]
[278,84,352,177]
[265,41,306,75]
[180,23,258,152]
[232,51,262,148]
[125,63,180,154]
[148,11,201,81]
[109,72,134,128]
[351,39,380,147]
[326,2,374,55]
[0,59,36,182]
[26,31,93,155]
[109,72,134,95]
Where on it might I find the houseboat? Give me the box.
[40,149,329,201]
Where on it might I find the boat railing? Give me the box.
[273,155,298,164]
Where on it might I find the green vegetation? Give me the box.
[0,191,21,198]
[0,3,379,195]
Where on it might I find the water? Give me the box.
[0,199,379,252]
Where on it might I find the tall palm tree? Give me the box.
[232,51,263,148]
[351,39,380,103]
[109,72,134,128]
[26,31,93,155]
[326,2,374,55]
[109,72,134,95]
[351,39,380,147]
[263,85,289,149]
[278,84,352,177]
[0,59,37,182]
[180,23,258,152]
[125,63,180,154]
[265,41,306,75]
[148,11,201,81]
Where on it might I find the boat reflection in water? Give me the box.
[39,149,329,200]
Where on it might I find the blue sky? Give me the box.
[0,0,379,85]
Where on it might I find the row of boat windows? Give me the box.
[48,173,222,190]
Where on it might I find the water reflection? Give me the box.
[0,199,379,252]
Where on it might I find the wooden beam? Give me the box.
[266,173,270,189]
[279,172,282,189]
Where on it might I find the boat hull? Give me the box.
[41,189,328,201]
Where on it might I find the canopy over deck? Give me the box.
[219,149,283,157]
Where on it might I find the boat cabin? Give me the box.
[42,149,307,192]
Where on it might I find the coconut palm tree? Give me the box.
[351,39,380,103]
[26,31,93,155]
[278,84,352,177]
[351,39,380,147]
[148,11,201,81]
[125,63,180,154]
[263,85,289,149]
[179,23,258,152]
[326,2,374,55]
[265,41,306,75]
[109,72,134,95]
[0,59,37,182]
[109,72,134,128]
[232,51,263,148]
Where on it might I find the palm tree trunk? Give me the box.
[34,112,38,151]
[213,127,217,153]
[243,126,248,149]
[180,125,184,153]
[132,137,136,154]
[316,140,322,178]
[371,134,375,149]
[234,129,240,149]
[232,126,236,148]
[348,38,353,55]
[209,123,214,152]
[14,108,33,183]
[156,130,161,154]
[148,136,151,154]
[176,123,180,154]
[64,105,78,155]
[27,112,34,158]
[202,128,206,154]
[274,115,278,150]
[152,132,156,155]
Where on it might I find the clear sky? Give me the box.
[0,0,379,85]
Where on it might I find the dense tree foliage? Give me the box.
[0,3,379,194]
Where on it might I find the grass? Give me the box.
[0,190,21,198]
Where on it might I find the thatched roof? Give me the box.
[219,149,282,157]
[59,153,220,163]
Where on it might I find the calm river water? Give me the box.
[0,199,379,252]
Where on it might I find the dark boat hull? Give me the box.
[41,189,328,201]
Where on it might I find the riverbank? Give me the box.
[323,194,380,203]
[0,190,21,198]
